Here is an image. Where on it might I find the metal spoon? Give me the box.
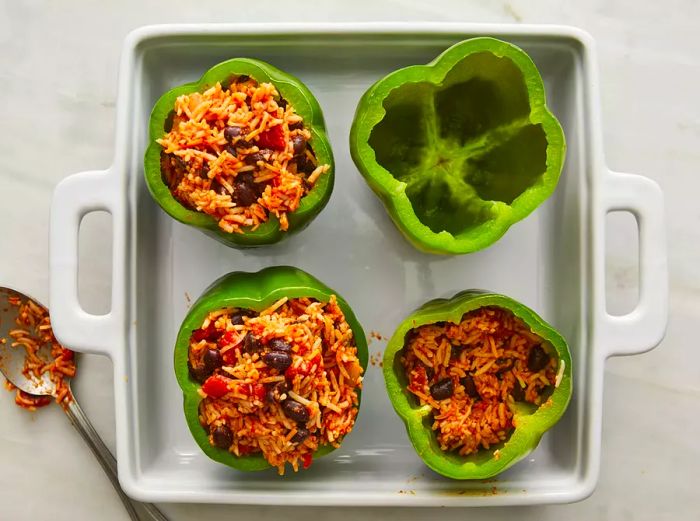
[0,287,167,521]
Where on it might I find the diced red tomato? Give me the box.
[473,400,488,411]
[249,323,266,336]
[60,348,74,361]
[222,348,238,365]
[191,322,219,342]
[240,383,266,401]
[251,383,266,400]
[218,330,237,348]
[285,355,322,380]
[285,364,304,380]
[202,374,230,398]
[238,444,255,455]
[218,331,242,364]
[257,125,286,150]
[301,453,313,470]
[309,355,322,372]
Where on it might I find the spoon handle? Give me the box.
[64,398,168,521]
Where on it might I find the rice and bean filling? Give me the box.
[402,307,563,456]
[157,75,329,234]
[188,296,363,473]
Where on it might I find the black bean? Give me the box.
[236,139,253,149]
[295,154,316,175]
[243,333,263,354]
[203,349,223,373]
[173,154,188,171]
[210,179,229,196]
[188,360,208,384]
[282,399,309,423]
[424,364,435,382]
[528,345,550,372]
[230,311,246,325]
[495,358,514,375]
[291,426,310,444]
[268,338,292,353]
[160,152,188,190]
[289,121,304,131]
[277,97,288,109]
[231,172,259,207]
[232,183,257,206]
[460,374,479,399]
[245,152,265,164]
[429,378,454,400]
[511,383,525,402]
[237,75,250,83]
[224,126,242,143]
[262,351,293,371]
[230,309,257,325]
[292,134,306,155]
[266,381,289,403]
[237,172,255,185]
[211,424,233,449]
[198,161,210,179]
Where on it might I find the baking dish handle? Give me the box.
[600,170,668,358]
[49,168,119,357]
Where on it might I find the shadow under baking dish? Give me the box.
[124,26,592,505]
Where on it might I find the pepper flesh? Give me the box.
[145,58,334,248]
[350,38,565,255]
[382,290,572,479]
[174,266,369,472]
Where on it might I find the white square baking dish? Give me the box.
[48,23,667,506]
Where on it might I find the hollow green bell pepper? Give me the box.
[145,59,334,248]
[174,266,368,471]
[350,38,565,255]
[383,290,572,479]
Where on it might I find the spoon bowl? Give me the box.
[0,286,67,397]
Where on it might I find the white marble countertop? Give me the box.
[1,1,698,519]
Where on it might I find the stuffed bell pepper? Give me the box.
[145,59,334,248]
[175,266,368,474]
[383,290,572,479]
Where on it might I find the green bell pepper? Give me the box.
[383,290,572,479]
[145,59,334,248]
[174,266,368,471]
[350,38,565,255]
